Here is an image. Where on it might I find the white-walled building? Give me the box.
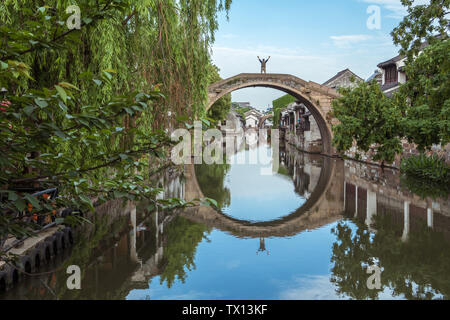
[377,54,407,97]
[280,101,322,153]
[244,109,263,128]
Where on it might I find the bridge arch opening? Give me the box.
[184,152,339,238]
[207,74,337,155]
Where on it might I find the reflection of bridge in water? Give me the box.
[182,144,346,238]
[182,143,450,240]
[72,145,450,294]
[5,144,449,299]
[125,151,450,292]
[72,146,450,297]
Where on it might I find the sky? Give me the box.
[211,0,423,111]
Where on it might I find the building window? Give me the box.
[385,65,398,84]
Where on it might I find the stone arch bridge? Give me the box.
[208,73,340,156]
[259,113,274,129]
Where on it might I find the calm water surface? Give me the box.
[2,142,450,300]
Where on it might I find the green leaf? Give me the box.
[34,98,48,108]
[58,82,80,91]
[8,191,19,201]
[24,105,36,116]
[79,195,94,212]
[83,17,93,25]
[24,194,41,210]
[113,191,128,198]
[14,199,27,212]
[203,197,218,207]
[55,85,67,103]
[102,71,113,81]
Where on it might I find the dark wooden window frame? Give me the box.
[385,65,398,84]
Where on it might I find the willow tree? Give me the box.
[0,0,228,261]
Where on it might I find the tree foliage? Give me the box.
[332,81,404,163]
[399,39,450,150]
[159,216,211,289]
[392,0,449,61]
[332,0,449,163]
[0,0,231,260]
[207,64,232,122]
[272,94,296,127]
[331,214,450,300]
[195,161,231,210]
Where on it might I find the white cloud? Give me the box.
[330,35,373,48]
[360,0,430,19]
[278,275,341,300]
[277,274,408,300]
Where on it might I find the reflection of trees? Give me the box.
[331,213,450,300]
[195,162,231,210]
[401,174,450,200]
[2,210,134,300]
[159,216,211,288]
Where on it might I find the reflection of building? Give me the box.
[343,160,450,241]
[280,144,321,199]
[244,129,259,148]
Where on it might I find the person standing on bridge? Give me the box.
[258,56,270,74]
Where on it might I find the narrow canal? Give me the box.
[1,140,450,300]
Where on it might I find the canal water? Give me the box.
[1,140,450,300]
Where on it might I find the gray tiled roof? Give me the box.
[377,55,404,68]
[322,68,363,86]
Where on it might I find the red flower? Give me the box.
[0,100,11,112]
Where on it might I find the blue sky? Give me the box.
[211,0,423,110]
